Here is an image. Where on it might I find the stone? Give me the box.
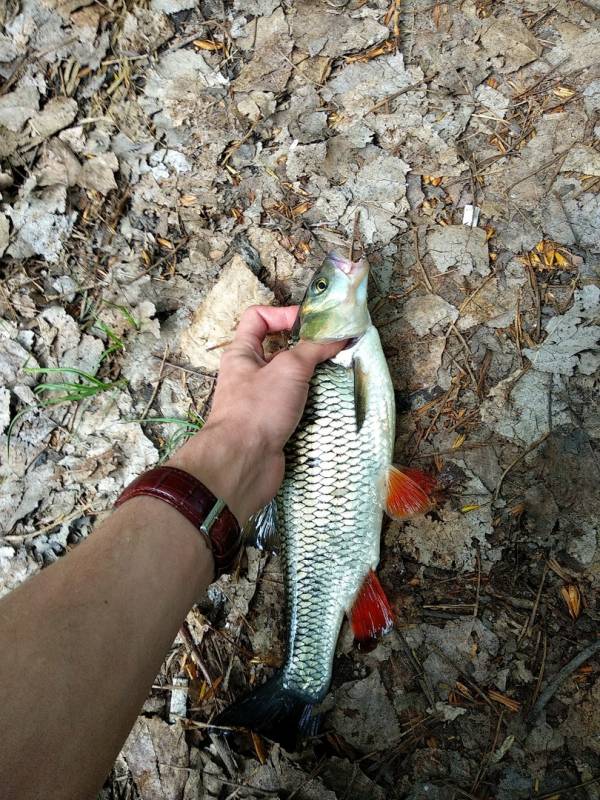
[179,256,274,371]
[402,294,459,336]
[427,225,489,277]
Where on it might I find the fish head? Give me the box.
[296,252,370,342]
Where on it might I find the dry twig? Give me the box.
[493,432,550,501]
[531,639,600,719]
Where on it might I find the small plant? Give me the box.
[138,413,204,461]
[91,321,125,363]
[24,366,127,405]
[102,301,141,331]
[7,366,127,453]
[6,299,139,455]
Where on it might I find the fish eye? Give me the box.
[313,277,328,294]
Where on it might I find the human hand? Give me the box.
[167,305,346,525]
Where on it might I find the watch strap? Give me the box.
[115,466,242,576]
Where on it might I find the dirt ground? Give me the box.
[1,0,599,797]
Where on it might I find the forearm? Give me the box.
[0,495,213,800]
[0,305,341,799]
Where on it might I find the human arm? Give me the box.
[0,305,344,800]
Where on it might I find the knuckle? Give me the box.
[241,304,260,319]
[239,304,265,325]
[237,306,259,331]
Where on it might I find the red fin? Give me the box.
[349,570,394,642]
[385,465,436,519]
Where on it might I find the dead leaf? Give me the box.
[345,39,395,64]
[553,86,575,99]
[251,731,268,764]
[291,201,312,217]
[560,584,581,620]
[193,39,224,51]
[452,433,466,449]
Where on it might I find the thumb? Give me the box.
[288,338,348,376]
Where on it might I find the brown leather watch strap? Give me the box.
[115,466,242,576]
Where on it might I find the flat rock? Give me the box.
[292,0,389,58]
[560,678,600,756]
[320,757,386,800]
[427,225,489,277]
[546,24,600,71]
[481,368,574,445]
[457,262,527,331]
[77,152,119,195]
[7,185,76,263]
[561,143,600,177]
[121,717,189,800]
[247,227,313,301]
[523,286,600,376]
[141,49,228,145]
[234,0,280,14]
[526,723,565,753]
[239,758,338,800]
[583,79,600,114]
[402,293,459,336]
[150,0,196,12]
[179,256,274,371]
[406,618,499,696]
[286,141,326,181]
[481,16,542,71]
[0,387,9,432]
[342,150,410,245]
[0,327,39,388]
[475,83,510,118]
[0,546,38,599]
[329,670,401,752]
[234,8,293,93]
[29,97,78,139]
[0,83,39,132]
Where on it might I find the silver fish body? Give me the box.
[213,255,410,748]
[276,323,395,702]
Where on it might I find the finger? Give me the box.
[233,305,300,357]
[284,339,348,380]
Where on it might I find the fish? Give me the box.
[214,252,435,749]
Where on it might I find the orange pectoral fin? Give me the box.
[385,465,436,520]
[349,570,394,642]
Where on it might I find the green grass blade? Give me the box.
[24,366,105,385]
[136,416,204,428]
[6,407,31,455]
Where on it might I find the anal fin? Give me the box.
[385,465,436,520]
[349,570,394,642]
[243,499,279,551]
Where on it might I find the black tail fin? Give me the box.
[212,673,315,751]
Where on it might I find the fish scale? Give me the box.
[276,325,394,702]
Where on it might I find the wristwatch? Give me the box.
[115,466,242,576]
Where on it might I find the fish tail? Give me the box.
[212,673,317,750]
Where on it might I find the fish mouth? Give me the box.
[329,252,369,283]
